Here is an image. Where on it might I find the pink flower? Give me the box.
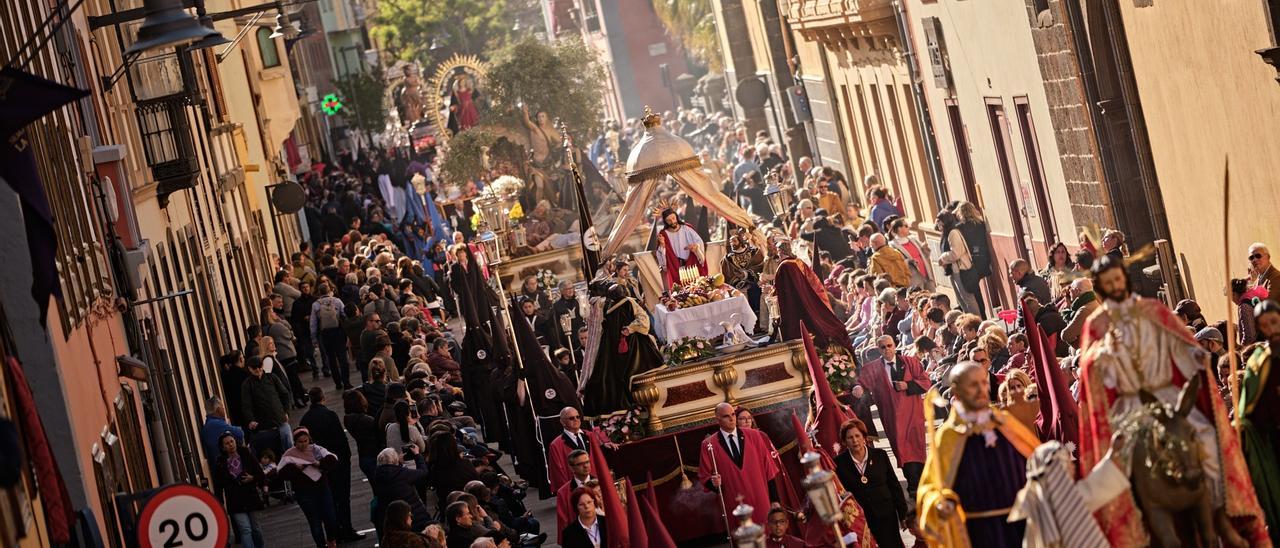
[621,426,630,434]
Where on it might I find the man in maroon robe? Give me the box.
[546,406,610,493]
[699,402,780,530]
[851,335,929,498]
[773,241,853,353]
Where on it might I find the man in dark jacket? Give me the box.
[804,214,853,263]
[299,388,364,542]
[1009,259,1053,305]
[371,447,431,532]
[291,280,319,377]
[358,315,385,380]
[240,357,293,454]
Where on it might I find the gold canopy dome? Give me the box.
[601,106,755,258]
[624,107,703,184]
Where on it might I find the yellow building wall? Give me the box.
[820,42,936,225]
[212,1,303,265]
[1117,0,1280,318]
[903,0,1080,262]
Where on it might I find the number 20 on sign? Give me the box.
[136,484,229,548]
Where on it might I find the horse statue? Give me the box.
[1118,374,1227,547]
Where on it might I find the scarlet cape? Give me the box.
[697,428,780,529]
[774,258,852,353]
[856,354,929,465]
[547,429,607,495]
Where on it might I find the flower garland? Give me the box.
[661,337,716,366]
[820,345,857,393]
[600,408,647,443]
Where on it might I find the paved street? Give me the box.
[255,363,916,547]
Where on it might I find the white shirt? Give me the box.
[579,516,601,547]
[720,428,741,455]
[851,450,870,476]
[564,429,586,449]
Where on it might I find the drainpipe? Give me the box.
[892,0,947,208]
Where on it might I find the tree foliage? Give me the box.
[370,0,516,66]
[332,68,388,135]
[651,0,722,71]
[483,37,607,142]
[438,128,497,186]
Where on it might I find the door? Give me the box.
[1014,97,1058,251]
[985,99,1032,263]
[944,99,978,205]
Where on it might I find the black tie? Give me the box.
[729,433,741,461]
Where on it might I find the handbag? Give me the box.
[617,335,629,354]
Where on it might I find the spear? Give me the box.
[1222,158,1241,427]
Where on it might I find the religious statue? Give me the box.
[1076,255,1268,546]
[723,227,765,318]
[446,73,482,136]
[653,202,706,290]
[1240,300,1280,542]
[394,65,427,126]
[520,103,562,167]
[581,284,662,419]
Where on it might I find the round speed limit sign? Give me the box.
[136,484,229,548]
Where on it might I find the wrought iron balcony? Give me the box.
[135,92,200,207]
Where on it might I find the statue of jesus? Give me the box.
[654,205,706,290]
[1077,254,1268,546]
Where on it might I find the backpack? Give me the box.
[317,297,341,330]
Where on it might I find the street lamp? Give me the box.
[126,0,221,56]
[763,171,793,222]
[801,451,844,543]
[478,230,502,265]
[731,503,766,548]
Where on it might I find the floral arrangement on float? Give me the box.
[659,273,742,310]
[600,408,647,443]
[487,175,525,200]
[535,269,558,292]
[820,345,858,393]
[661,336,717,366]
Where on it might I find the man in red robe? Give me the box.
[555,449,598,545]
[851,335,929,498]
[699,402,780,530]
[546,406,609,493]
[655,207,706,289]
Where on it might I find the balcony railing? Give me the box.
[208,122,245,193]
[135,92,199,207]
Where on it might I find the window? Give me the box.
[256,28,280,68]
[1029,0,1052,27]
[581,0,601,33]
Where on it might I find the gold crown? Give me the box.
[641,106,662,128]
[650,198,678,217]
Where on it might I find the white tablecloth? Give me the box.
[652,295,757,344]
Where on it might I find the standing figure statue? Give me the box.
[445,73,482,136]
[1076,255,1268,546]
[395,66,426,126]
[653,204,706,290]
[520,103,562,167]
[581,284,662,419]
